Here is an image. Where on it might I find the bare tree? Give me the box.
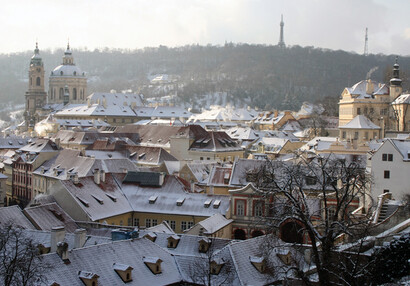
[188,237,233,286]
[251,154,374,285]
[0,224,49,286]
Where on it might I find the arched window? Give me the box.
[80,89,83,100]
[73,88,77,100]
[60,71,63,76]
[234,229,246,240]
[59,88,64,100]
[30,77,32,86]
[36,77,41,86]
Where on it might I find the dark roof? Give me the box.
[23,203,79,233]
[123,171,164,186]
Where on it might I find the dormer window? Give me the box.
[210,258,225,275]
[167,235,180,248]
[250,256,266,273]
[198,237,211,253]
[276,249,292,265]
[78,271,99,286]
[143,232,157,242]
[176,198,185,206]
[113,263,133,283]
[143,257,162,274]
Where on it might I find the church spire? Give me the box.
[278,14,285,48]
[390,56,402,87]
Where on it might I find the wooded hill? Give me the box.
[0,44,409,115]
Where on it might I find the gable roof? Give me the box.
[23,203,78,233]
[0,205,36,229]
[60,174,133,221]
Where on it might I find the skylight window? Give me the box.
[76,195,89,207]
[213,200,221,209]
[91,194,104,205]
[176,198,185,206]
[149,195,158,204]
[204,199,212,208]
[106,193,117,202]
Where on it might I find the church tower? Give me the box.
[278,14,286,48]
[389,56,402,101]
[24,42,47,129]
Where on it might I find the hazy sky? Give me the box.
[1,0,409,55]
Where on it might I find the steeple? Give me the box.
[389,56,402,101]
[390,56,402,87]
[278,14,285,48]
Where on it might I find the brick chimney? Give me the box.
[56,241,69,263]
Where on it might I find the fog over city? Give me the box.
[1,0,409,55]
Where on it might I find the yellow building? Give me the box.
[339,59,404,133]
[391,93,410,132]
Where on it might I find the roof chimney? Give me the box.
[56,241,69,263]
[100,170,106,183]
[94,169,101,185]
[366,79,374,94]
[51,226,65,252]
[74,228,87,249]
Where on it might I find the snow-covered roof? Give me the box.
[120,175,230,217]
[56,103,136,117]
[299,137,339,152]
[195,213,233,234]
[188,105,257,123]
[392,93,410,105]
[339,115,381,129]
[51,64,85,77]
[88,92,144,108]
[134,106,191,119]
[60,174,134,221]
[346,80,387,99]
[388,138,410,161]
[41,238,181,286]
[295,102,324,118]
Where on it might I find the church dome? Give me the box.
[50,64,85,77]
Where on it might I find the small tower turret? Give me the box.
[390,56,402,100]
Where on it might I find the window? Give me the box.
[342,131,346,139]
[170,221,176,230]
[145,219,151,228]
[354,132,359,140]
[188,221,194,229]
[384,170,390,179]
[73,88,77,100]
[134,218,139,227]
[365,132,368,140]
[364,107,368,114]
[36,77,41,86]
[382,154,393,161]
[254,201,264,216]
[113,118,117,123]
[152,219,158,226]
[181,221,187,231]
[59,88,64,100]
[128,218,132,226]
[236,200,245,216]
[383,189,390,193]
[200,157,203,160]
[305,176,317,185]
[357,108,361,115]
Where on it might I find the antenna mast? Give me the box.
[364,28,368,56]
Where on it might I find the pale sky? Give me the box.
[1,0,409,55]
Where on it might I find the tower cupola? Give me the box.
[63,41,74,65]
[390,56,402,87]
[30,42,43,67]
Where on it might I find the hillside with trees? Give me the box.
[0,44,409,115]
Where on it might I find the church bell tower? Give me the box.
[24,42,47,129]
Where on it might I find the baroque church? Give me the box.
[24,42,88,130]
